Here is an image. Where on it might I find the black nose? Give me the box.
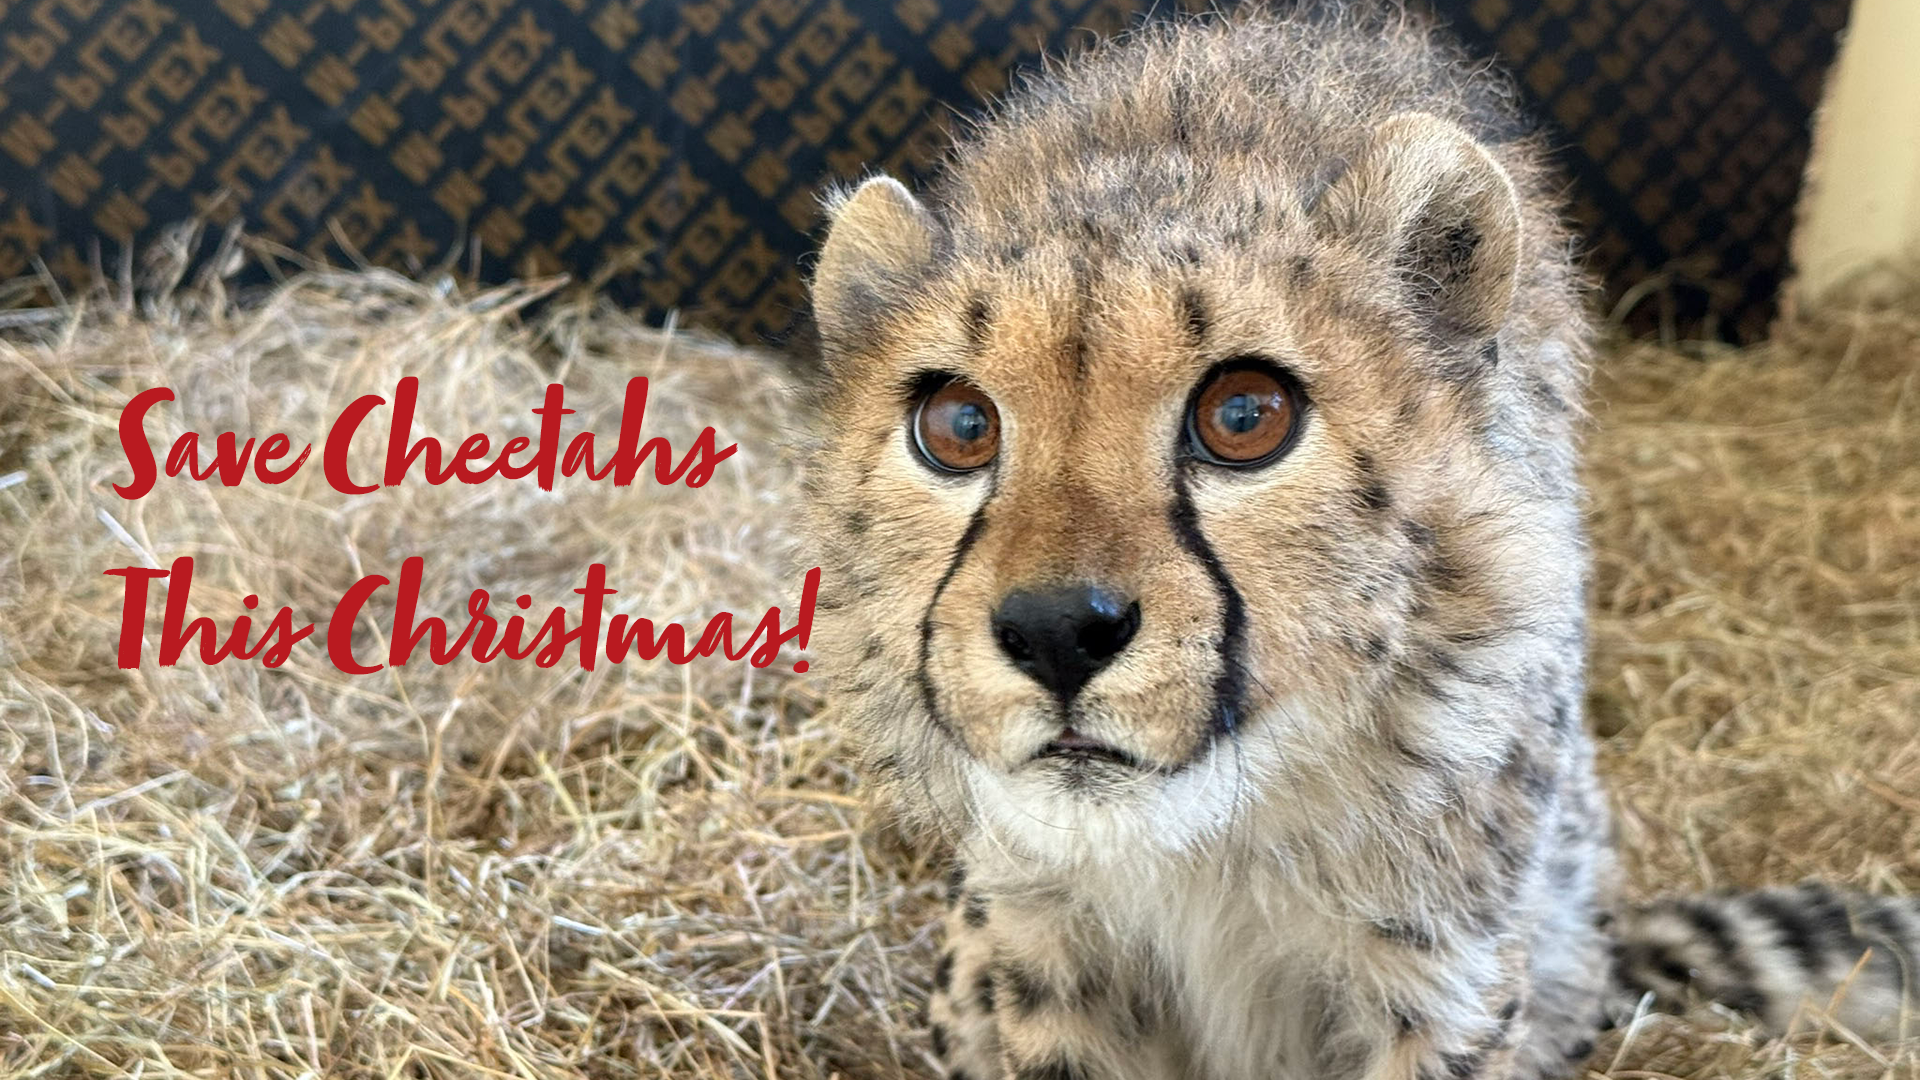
[991,584,1140,704]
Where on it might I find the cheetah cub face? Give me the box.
[805,88,1584,867]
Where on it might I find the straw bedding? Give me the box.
[0,269,1914,1079]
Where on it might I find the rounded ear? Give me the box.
[812,176,937,351]
[1318,113,1523,341]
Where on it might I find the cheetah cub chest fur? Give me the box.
[804,10,1920,1080]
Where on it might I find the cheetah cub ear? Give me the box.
[813,175,937,357]
[1319,112,1523,342]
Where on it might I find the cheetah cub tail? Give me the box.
[1609,882,1920,1040]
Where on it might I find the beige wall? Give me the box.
[1790,0,1920,306]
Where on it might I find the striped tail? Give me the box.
[1609,882,1919,1040]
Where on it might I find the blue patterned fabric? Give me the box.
[0,0,1847,342]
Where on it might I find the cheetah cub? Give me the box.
[803,9,1920,1080]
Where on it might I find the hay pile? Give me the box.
[0,269,1915,1079]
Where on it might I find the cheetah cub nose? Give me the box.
[991,584,1141,705]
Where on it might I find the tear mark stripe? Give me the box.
[1168,469,1249,743]
[917,505,992,744]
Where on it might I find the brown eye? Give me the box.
[912,378,1001,473]
[1187,363,1302,466]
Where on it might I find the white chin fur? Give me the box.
[961,731,1267,866]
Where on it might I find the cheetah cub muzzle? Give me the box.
[801,8,1920,1080]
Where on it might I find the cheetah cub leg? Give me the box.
[928,880,1003,1079]
[930,872,1184,1080]
[1351,939,1534,1080]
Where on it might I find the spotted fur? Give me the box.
[801,7,1918,1079]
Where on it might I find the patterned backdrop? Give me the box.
[0,0,1849,343]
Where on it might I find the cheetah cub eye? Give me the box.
[910,376,1001,473]
[1184,360,1307,467]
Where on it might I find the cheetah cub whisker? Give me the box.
[801,7,1920,1079]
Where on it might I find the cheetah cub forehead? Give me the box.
[804,17,1590,864]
